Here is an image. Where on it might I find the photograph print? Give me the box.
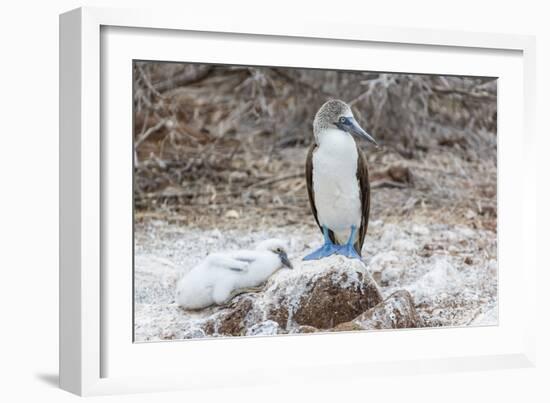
[133,61,497,341]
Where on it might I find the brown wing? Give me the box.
[354,145,371,256]
[305,144,337,244]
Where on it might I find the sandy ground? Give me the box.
[134,215,497,341]
[134,145,497,341]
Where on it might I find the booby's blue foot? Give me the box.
[303,225,339,261]
[335,225,362,260]
[336,243,362,260]
[303,242,340,260]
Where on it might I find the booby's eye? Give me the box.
[339,116,347,124]
[275,247,282,253]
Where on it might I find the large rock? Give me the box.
[267,261,383,329]
[202,255,383,335]
[192,258,426,337]
[202,296,254,336]
[335,289,424,331]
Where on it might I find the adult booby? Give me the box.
[176,239,293,310]
[303,100,377,261]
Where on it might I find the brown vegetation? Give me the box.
[133,61,497,232]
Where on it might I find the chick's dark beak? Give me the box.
[278,251,293,269]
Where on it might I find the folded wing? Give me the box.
[206,252,257,272]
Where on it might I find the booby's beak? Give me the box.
[339,117,378,147]
[278,251,293,269]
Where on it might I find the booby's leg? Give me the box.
[303,225,339,261]
[336,225,361,260]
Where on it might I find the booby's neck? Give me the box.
[316,128,357,151]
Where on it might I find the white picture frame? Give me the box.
[59,6,537,396]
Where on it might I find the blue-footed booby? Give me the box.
[304,100,377,261]
[176,239,293,310]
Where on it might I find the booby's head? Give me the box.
[313,99,377,146]
[256,239,293,269]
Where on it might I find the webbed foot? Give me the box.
[336,243,362,260]
[303,242,340,261]
[334,225,361,260]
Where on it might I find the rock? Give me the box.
[246,320,280,336]
[411,224,430,236]
[228,171,248,183]
[224,209,240,219]
[393,238,417,251]
[387,165,412,184]
[351,290,424,330]
[380,265,403,286]
[409,257,463,302]
[296,325,319,334]
[191,258,425,337]
[368,251,399,273]
[264,256,383,329]
[203,296,254,336]
[201,255,383,335]
[181,327,206,339]
[174,258,424,338]
[331,321,364,332]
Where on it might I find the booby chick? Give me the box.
[176,239,293,310]
[304,99,377,261]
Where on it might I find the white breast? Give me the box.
[312,129,362,243]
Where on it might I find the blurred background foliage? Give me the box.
[133,62,497,230]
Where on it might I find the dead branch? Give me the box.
[153,65,213,93]
[135,119,166,149]
[431,86,496,100]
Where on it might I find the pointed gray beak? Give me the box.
[278,251,293,269]
[338,116,378,146]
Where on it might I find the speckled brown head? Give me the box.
[313,99,377,146]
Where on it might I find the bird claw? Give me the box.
[303,242,340,261]
[336,243,362,260]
